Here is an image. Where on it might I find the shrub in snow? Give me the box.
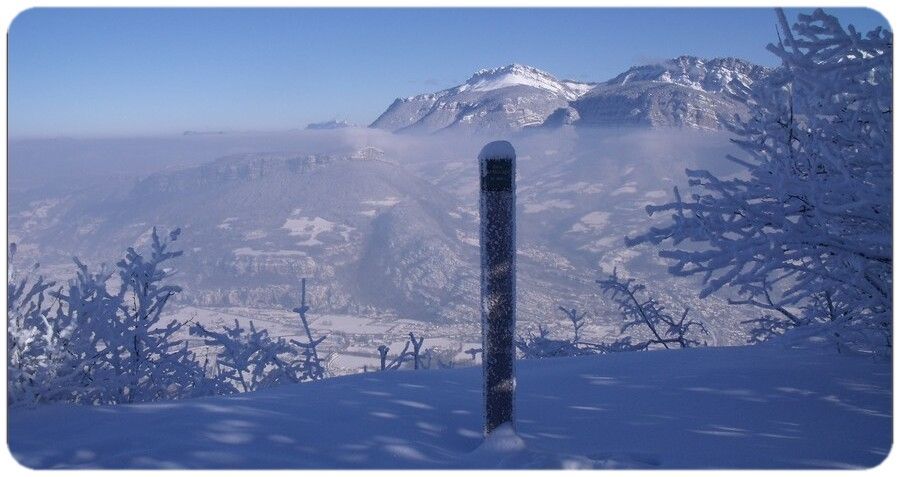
[190,320,312,393]
[97,228,207,404]
[7,228,209,405]
[409,332,425,369]
[189,278,328,392]
[515,324,595,359]
[559,306,587,343]
[598,269,708,349]
[515,305,648,359]
[8,228,329,406]
[626,9,892,354]
[377,345,391,370]
[373,332,430,370]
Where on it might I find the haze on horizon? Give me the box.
[7,7,890,139]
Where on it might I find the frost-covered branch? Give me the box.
[8,228,211,406]
[625,8,892,353]
[515,303,652,359]
[597,269,708,349]
[7,245,62,406]
[373,332,427,370]
[190,319,312,393]
[290,278,327,381]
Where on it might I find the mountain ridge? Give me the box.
[369,63,594,133]
[371,56,770,133]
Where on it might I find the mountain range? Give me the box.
[371,56,770,133]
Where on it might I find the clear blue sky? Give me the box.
[7,7,890,138]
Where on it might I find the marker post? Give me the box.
[478,140,517,436]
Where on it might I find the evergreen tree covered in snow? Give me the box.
[627,9,892,353]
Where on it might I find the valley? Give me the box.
[7,56,770,377]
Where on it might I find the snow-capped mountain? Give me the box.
[370,64,595,133]
[559,56,770,129]
[372,57,769,133]
[465,64,594,100]
[604,56,768,97]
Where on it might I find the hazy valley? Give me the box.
[9,57,770,375]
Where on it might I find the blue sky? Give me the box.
[7,7,890,138]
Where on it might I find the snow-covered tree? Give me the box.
[54,228,206,404]
[559,306,587,343]
[189,279,329,392]
[8,228,339,405]
[627,9,892,353]
[190,319,308,393]
[598,269,708,349]
[7,245,61,405]
[7,228,211,405]
[47,259,125,403]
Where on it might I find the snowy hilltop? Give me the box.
[8,343,891,469]
[370,57,769,133]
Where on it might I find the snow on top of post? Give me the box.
[478,141,516,162]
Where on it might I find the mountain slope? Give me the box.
[9,344,890,469]
[561,56,770,129]
[14,149,475,318]
[564,81,742,129]
[604,56,769,96]
[370,64,594,133]
[356,199,478,320]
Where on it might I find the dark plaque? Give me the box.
[481,158,513,192]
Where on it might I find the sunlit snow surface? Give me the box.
[464,64,592,101]
[8,343,890,469]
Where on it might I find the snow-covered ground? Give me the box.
[7,344,891,469]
